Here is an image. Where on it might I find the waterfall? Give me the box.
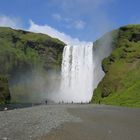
[43,37,113,103]
[58,43,94,103]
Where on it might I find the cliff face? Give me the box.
[0,27,65,104]
[0,76,11,104]
[92,25,140,107]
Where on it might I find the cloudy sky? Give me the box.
[0,0,139,43]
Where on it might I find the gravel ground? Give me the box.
[0,104,140,140]
[42,104,140,140]
[0,105,81,140]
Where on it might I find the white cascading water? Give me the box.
[57,43,94,103]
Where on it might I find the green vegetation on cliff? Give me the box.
[92,24,140,107]
[0,27,65,104]
[0,76,11,104]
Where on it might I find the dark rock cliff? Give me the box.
[0,76,11,104]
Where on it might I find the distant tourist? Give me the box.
[4,107,8,111]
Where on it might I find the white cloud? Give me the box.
[50,0,114,40]
[73,20,86,29]
[64,18,72,22]
[28,20,91,45]
[52,14,62,21]
[0,15,22,29]
[52,13,86,30]
[0,15,90,45]
[50,0,113,13]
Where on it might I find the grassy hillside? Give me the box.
[0,27,65,104]
[92,25,140,107]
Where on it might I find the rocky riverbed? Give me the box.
[0,104,140,140]
[0,104,81,140]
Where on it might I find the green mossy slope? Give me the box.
[92,25,140,107]
[0,27,65,104]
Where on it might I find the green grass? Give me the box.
[92,24,140,108]
[101,63,140,107]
